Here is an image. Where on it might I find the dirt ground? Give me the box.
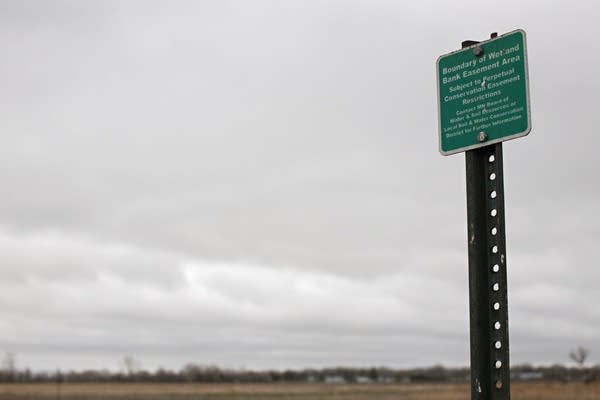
[0,381,598,400]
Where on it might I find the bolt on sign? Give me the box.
[436,29,531,155]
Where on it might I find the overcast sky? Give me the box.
[1,0,599,372]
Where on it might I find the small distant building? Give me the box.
[377,375,395,383]
[511,371,543,381]
[324,375,346,384]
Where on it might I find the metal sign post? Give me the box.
[466,142,510,399]
[436,31,531,400]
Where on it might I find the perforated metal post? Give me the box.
[465,143,510,400]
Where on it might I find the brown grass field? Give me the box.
[0,382,598,400]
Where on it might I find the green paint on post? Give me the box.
[437,30,531,155]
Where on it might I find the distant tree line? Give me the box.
[1,363,599,384]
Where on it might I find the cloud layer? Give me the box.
[1,0,599,371]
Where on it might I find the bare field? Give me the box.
[0,382,598,400]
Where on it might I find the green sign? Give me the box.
[437,29,531,155]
